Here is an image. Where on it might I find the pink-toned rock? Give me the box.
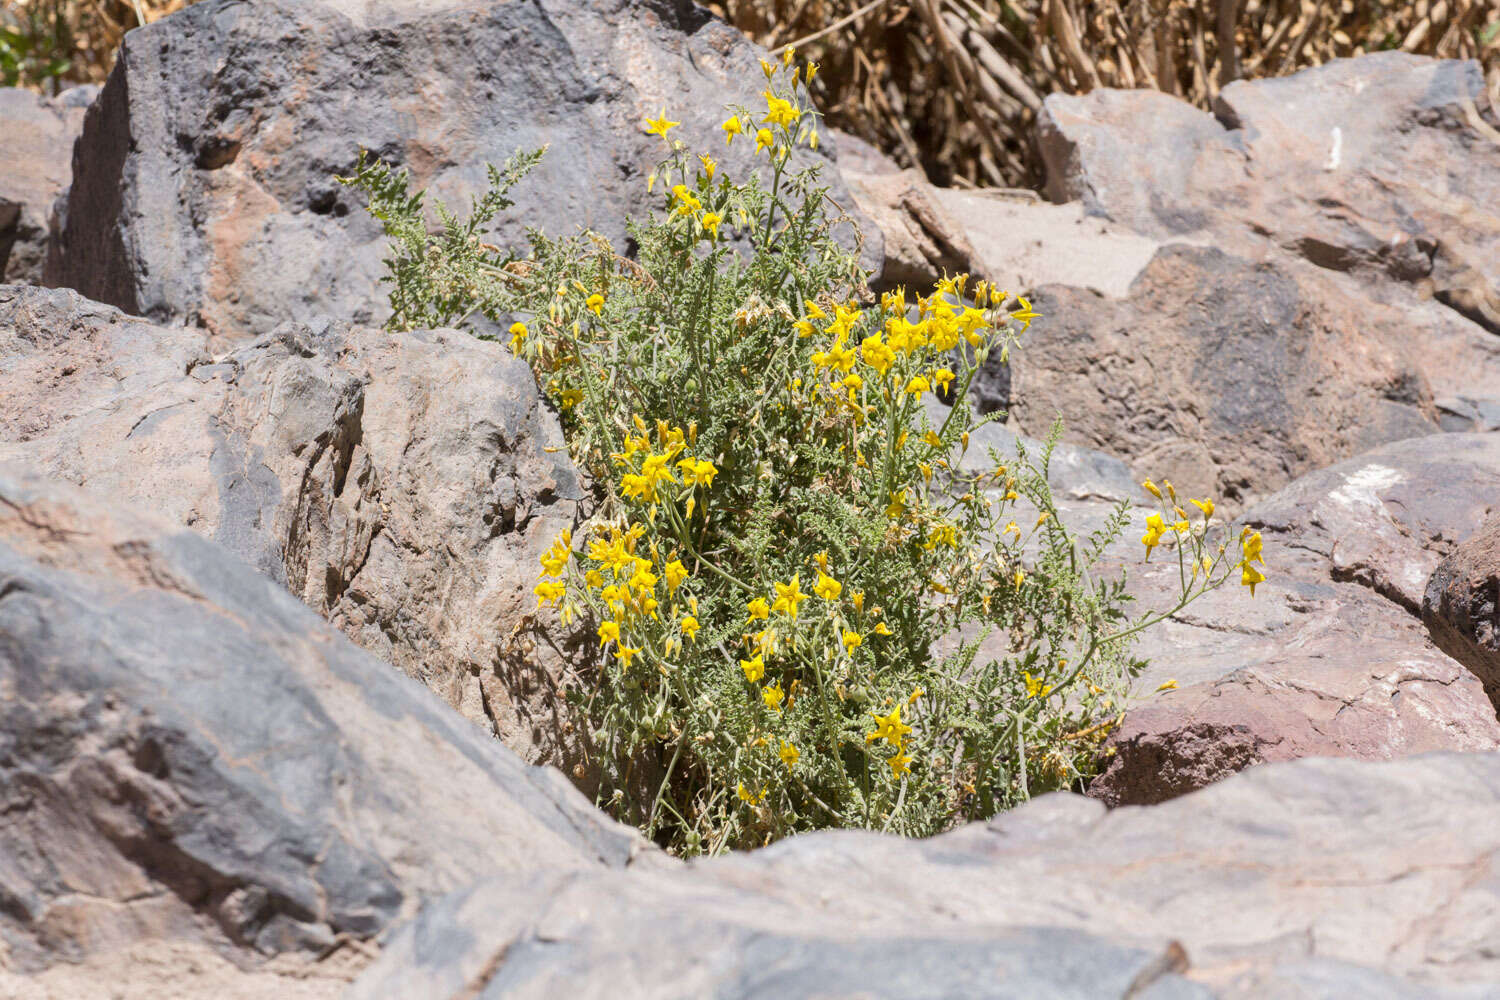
[1092,433,1500,806]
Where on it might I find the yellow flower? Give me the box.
[681,615,700,641]
[754,127,774,155]
[534,580,565,608]
[763,682,785,712]
[644,112,679,138]
[507,321,527,353]
[1009,296,1040,331]
[1242,530,1264,564]
[597,620,621,647]
[1013,568,1025,588]
[616,644,641,669]
[760,57,776,79]
[779,741,800,769]
[851,590,865,612]
[558,388,582,409]
[737,782,765,804]
[1141,513,1167,557]
[586,293,605,315]
[860,334,895,376]
[867,705,913,748]
[841,629,862,653]
[1143,479,1162,499]
[804,299,828,320]
[873,621,892,636]
[762,92,801,129]
[772,575,806,619]
[747,597,770,621]
[738,654,764,683]
[701,212,723,239]
[1241,562,1266,597]
[888,751,913,778]
[663,559,688,591]
[930,367,956,393]
[793,320,815,338]
[698,153,717,179]
[539,539,569,577]
[904,375,930,399]
[585,569,603,588]
[814,571,841,601]
[1023,671,1053,699]
[907,686,924,704]
[782,45,796,66]
[722,116,743,144]
[804,60,820,83]
[1156,679,1179,692]
[1191,498,1215,520]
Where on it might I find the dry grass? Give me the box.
[6,0,1498,190]
[713,0,1500,187]
[1,0,187,93]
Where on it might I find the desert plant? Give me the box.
[341,53,1264,855]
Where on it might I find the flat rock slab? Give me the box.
[0,469,646,975]
[1093,433,1500,806]
[47,0,874,346]
[353,752,1500,998]
[0,284,586,766]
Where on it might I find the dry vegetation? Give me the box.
[716,0,1500,186]
[7,0,1500,188]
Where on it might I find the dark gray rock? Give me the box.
[0,86,92,285]
[0,467,647,975]
[1424,513,1500,708]
[353,752,1500,998]
[46,0,876,347]
[976,244,1441,508]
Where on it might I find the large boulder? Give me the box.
[352,752,1500,997]
[46,0,876,347]
[983,244,1442,505]
[0,285,586,765]
[0,86,92,285]
[1091,433,1500,806]
[994,53,1500,497]
[0,468,645,979]
[1038,52,1500,336]
[1424,514,1500,708]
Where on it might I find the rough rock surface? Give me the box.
[0,86,92,285]
[1038,53,1500,333]
[0,469,645,977]
[830,130,980,290]
[1032,53,1500,430]
[46,0,875,347]
[985,243,1443,505]
[353,752,1500,998]
[1424,514,1500,707]
[0,284,586,764]
[1091,433,1500,806]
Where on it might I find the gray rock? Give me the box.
[0,284,587,765]
[46,0,876,348]
[1037,52,1500,336]
[1092,433,1500,806]
[1424,514,1500,708]
[0,468,646,975]
[975,243,1443,509]
[353,752,1500,998]
[0,87,92,285]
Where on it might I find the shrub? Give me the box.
[340,53,1264,855]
